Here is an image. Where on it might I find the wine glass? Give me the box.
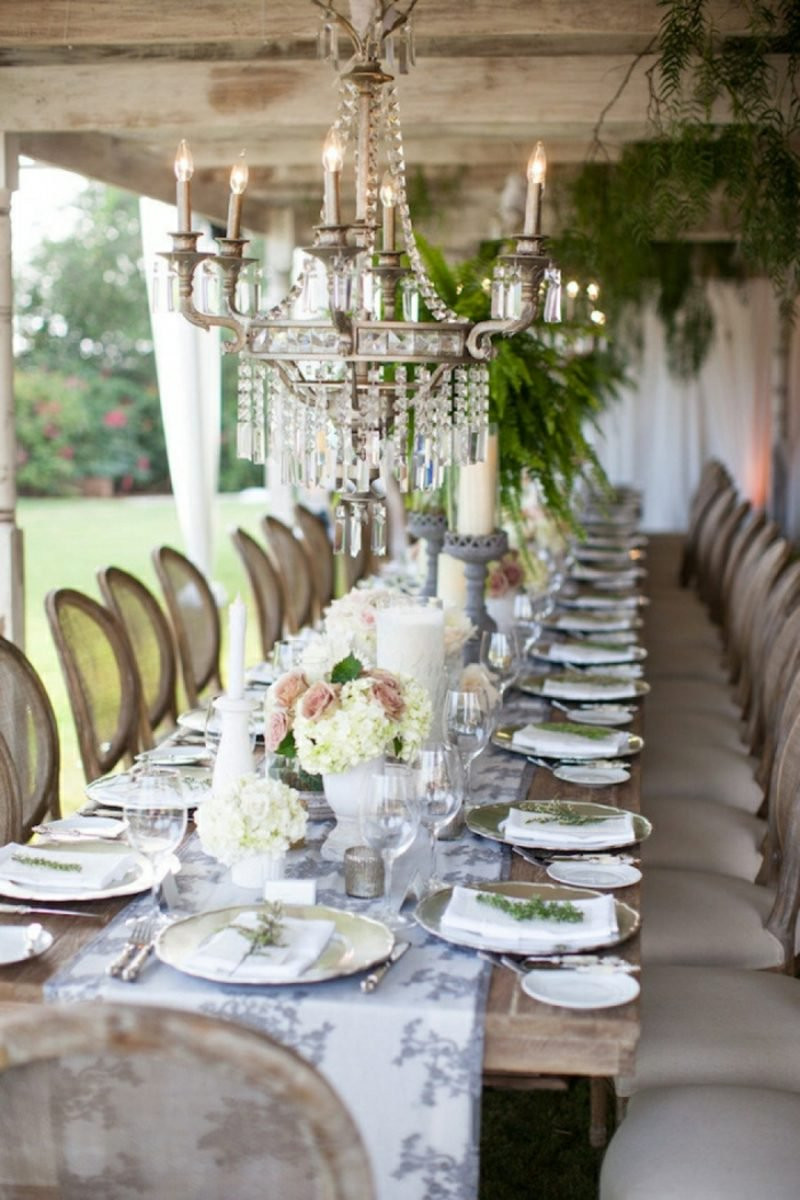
[479,629,520,703]
[442,688,492,796]
[123,766,188,925]
[359,763,420,930]
[413,744,463,895]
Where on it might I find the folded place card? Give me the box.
[501,806,636,849]
[188,912,335,981]
[441,885,618,948]
[261,879,317,905]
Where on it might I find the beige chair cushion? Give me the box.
[600,1085,800,1199]
[616,965,800,1098]
[644,708,747,755]
[641,868,783,968]
[644,677,740,720]
[642,743,762,813]
[641,796,765,880]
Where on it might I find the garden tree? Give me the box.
[13,181,259,495]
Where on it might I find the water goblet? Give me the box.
[123,766,188,926]
[412,744,464,894]
[442,688,492,796]
[479,629,520,703]
[359,763,420,930]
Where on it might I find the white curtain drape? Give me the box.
[589,279,777,531]
[139,198,221,579]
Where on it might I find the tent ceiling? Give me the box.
[0,1,769,247]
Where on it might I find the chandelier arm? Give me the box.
[181,305,248,353]
[465,301,537,361]
[378,0,419,43]
[309,1,363,57]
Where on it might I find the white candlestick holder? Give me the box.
[211,695,257,796]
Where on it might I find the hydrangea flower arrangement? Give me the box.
[322,587,412,661]
[265,652,431,776]
[195,773,307,866]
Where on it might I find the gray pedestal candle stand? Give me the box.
[406,512,447,598]
[443,529,509,662]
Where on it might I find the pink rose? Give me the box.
[488,566,510,598]
[272,669,309,711]
[503,561,524,589]
[299,681,340,721]
[370,677,406,721]
[265,708,290,752]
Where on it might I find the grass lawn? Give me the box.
[19,492,269,812]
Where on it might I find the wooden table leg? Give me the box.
[589,1077,609,1147]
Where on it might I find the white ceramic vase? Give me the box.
[320,755,384,862]
[231,851,286,888]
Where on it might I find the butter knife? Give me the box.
[360,941,410,993]
[0,902,104,919]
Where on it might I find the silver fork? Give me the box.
[107,915,155,980]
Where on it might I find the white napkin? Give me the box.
[0,843,136,891]
[571,563,641,581]
[501,806,636,849]
[542,677,637,700]
[441,885,618,948]
[553,613,634,633]
[511,723,627,758]
[246,662,275,685]
[544,641,638,665]
[188,912,335,981]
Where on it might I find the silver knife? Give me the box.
[360,941,410,993]
[0,902,104,920]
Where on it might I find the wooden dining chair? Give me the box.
[0,635,60,837]
[152,545,222,709]
[261,514,315,634]
[45,588,150,782]
[294,503,335,612]
[0,1002,374,1199]
[230,527,284,661]
[97,565,179,741]
[0,729,23,845]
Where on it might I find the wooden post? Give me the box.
[0,134,24,648]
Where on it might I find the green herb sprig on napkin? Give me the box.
[10,853,82,874]
[539,721,613,741]
[231,903,286,959]
[519,800,613,826]
[476,892,583,924]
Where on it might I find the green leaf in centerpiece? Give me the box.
[539,721,612,741]
[331,653,364,684]
[275,730,296,758]
[518,800,614,826]
[11,853,82,873]
[476,891,583,924]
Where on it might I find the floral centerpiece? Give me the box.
[196,773,307,885]
[321,587,413,663]
[265,651,432,860]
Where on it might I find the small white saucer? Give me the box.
[522,968,640,1009]
[563,706,634,727]
[553,764,631,787]
[546,860,641,889]
[0,924,54,966]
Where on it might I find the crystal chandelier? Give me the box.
[160,1,561,556]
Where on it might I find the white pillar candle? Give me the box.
[227,593,247,701]
[456,432,498,535]
[436,553,467,609]
[375,605,445,710]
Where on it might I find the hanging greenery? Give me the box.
[415,236,627,522]
[552,0,799,377]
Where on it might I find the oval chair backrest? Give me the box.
[261,516,314,634]
[97,565,178,738]
[0,727,23,845]
[294,504,335,611]
[230,527,284,660]
[152,546,221,709]
[45,587,146,783]
[0,635,60,836]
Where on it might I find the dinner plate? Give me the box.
[546,860,642,889]
[532,641,647,667]
[0,924,54,966]
[178,705,265,740]
[415,881,640,955]
[492,724,644,760]
[559,591,649,610]
[521,968,640,1009]
[561,704,635,725]
[156,904,394,986]
[466,800,651,850]
[85,767,211,810]
[546,613,642,634]
[0,841,153,903]
[35,814,127,839]
[518,673,650,703]
[553,763,631,786]
[136,744,212,767]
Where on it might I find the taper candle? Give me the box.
[227,594,247,701]
[174,139,194,233]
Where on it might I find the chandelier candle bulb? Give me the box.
[174,139,194,233]
[380,171,399,252]
[321,126,344,225]
[227,593,247,702]
[456,432,499,536]
[226,152,249,240]
[523,141,547,238]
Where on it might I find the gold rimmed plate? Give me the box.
[156,904,394,986]
[518,673,650,702]
[531,641,647,667]
[492,723,644,760]
[0,841,153,904]
[415,881,640,956]
[466,800,651,850]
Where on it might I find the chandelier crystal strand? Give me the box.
[236,359,254,459]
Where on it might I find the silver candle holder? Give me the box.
[443,529,509,661]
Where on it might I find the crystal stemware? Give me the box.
[442,688,492,796]
[479,629,520,703]
[412,744,463,894]
[359,763,420,930]
[123,766,188,925]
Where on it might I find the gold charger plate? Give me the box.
[492,724,644,760]
[466,799,652,850]
[156,903,394,986]
[415,880,640,955]
[0,841,153,903]
[518,673,650,702]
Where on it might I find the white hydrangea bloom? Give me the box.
[196,773,307,865]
